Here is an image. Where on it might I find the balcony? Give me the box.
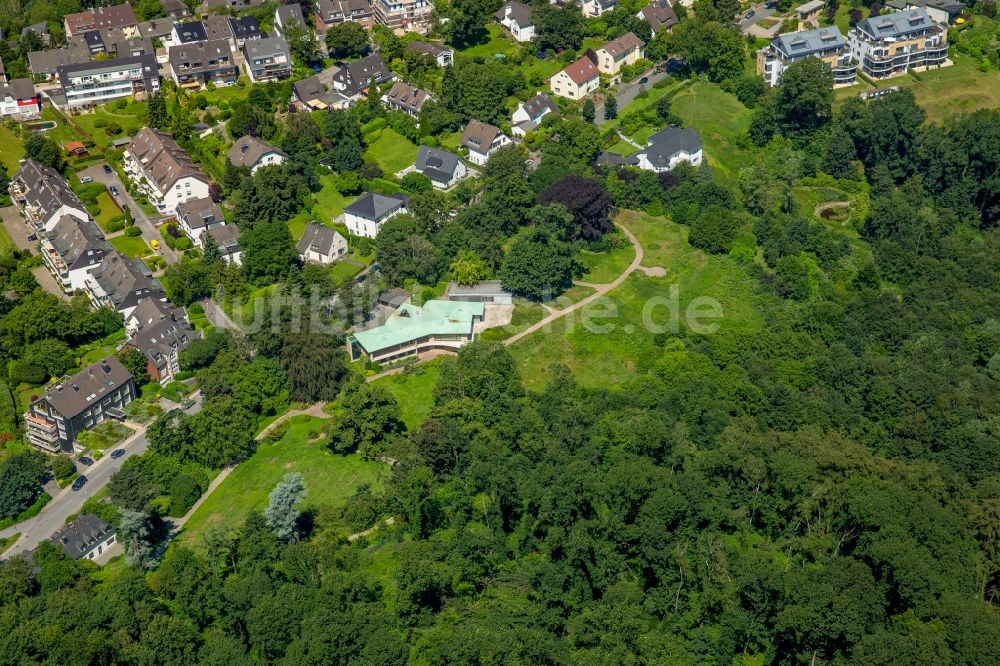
[25,412,61,452]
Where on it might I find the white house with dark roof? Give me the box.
[583,0,617,17]
[511,91,559,137]
[205,224,242,266]
[382,81,432,116]
[124,128,210,214]
[50,515,117,560]
[123,300,196,384]
[632,127,703,172]
[8,160,90,231]
[0,78,41,117]
[637,0,678,34]
[227,135,288,172]
[460,120,511,166]
[414,146,467,189]
[405,41,454,67]
[276,3,308,34]
[229,16,263,49]
[344,192,409,238]
[297,221,348,264]
[41,215,113,294]
[175,197,225,244]
[495,2,534,42]
[331,52,394,98]
[84,253,166,317]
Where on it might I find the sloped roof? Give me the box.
[3,78,37,101]
[415,145,462,183]
[11,159,87,221]
[495,1,533,26]
[332,52,391,95]
[383,81,431,113]
[229,16,262,40]
[406,41,453,58]
[641,126,702,166]
[296,221,345,256]
[46,215,112,272]
[126,128,208,192]
[461,120,501,152]
[519,91,559,119]
[127,308,196,371]
[276,3,307,28]
[28,45,91,75]
[176,196,224,230]
[227,135,287,168]
[856,8,937,40]
[174,20,208,43]
[638,0,678,33]
[344,191,408,221]
[599,32,644,57]
[50,515,116,559]
[560,55,599,85]
[771,26,846,58]
[40,357,133,419]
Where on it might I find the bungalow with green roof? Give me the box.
[349,300,484,363]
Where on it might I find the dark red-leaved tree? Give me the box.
[539,174,614,241]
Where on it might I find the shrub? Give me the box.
[362,117,387,135]
[51,455,75,480]
[124,224,142,237]
[94,117,108,129]
[9,360,47,385]
[105,122,122,136]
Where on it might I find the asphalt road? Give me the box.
[0,396,202,559]
[597,70,669,124]
[77,163,180,264]
[740,4,776,33]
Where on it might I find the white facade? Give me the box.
[345,207,407,238]
[582,0,616,17]
[635,146,702,172]
[249,150,285,173]
[549,68,599,100]
[124,153,211,214]
[59,57,160,108]
[465,134,511,166]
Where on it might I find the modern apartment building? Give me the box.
[757,27,857,86]
[124,128,211,215]
[56,54,160,108]
[24,357,135,453]
[9,159,89,231]
[848,8,949,79]
[373,0,433,32]
[315,0,375,31]
[168,39,240,89]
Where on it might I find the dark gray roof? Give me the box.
[344,191,408,221]
[28,45,91,75]
[406,41,453,58]
[638,0,678,33]
[296,221,345,255]
[885,0,964,13]
[46,215,112,271]
[597,150,635,167]
[332,52,392,96]
[276,3,307,29]
[82,30,106,51]
[771,27,846,58]
[495,1,533,26]
[127,308,196,372]
[11,160,87,221]
[90,253,165,311]
[415,145,461,184]
[856,8,937,40]
[50,515,115,560]
[3,78,37,101]
[168,39,237,80]
[206,224,240,252]
[520,92,558,120]
[229,16,262,40]
[57,53,158,88]
[176,196,224,230]
[114,36,155,57]
[40,357,133,419]
[138,19,174,39]
[174,20,208,43]
[21,22,48,39]
[641,127,702,167]
[244,36,291,62]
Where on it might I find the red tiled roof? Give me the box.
[560,55,599,85]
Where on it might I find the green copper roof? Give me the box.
[352,300,484,353]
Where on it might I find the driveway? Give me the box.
[202,297,240,331]
[597,70,669,124]
[740,4,779,36]
[76,162,180,265]
[0,395,202,558]
[1,205,39,253]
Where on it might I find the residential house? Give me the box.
[848,8,949,79]
[275,3,308,35]
[372,0,433,32]
[169,39,240,88]
[344,191,408,237]
[203,0,265,12]
[84,253,166,316]
[125,296,175,336]
[511,91,559,136]
[315,0,375,31]
[9,160,89,231]
[21,22,50,45]
[550,54,600,99]
[631,126,703,172]
[139,19,175,43]
[205,224,242,265]
[0,78,41,118]
[796,0,825,26]
[40,215,113,295]
[349,300,484,363]
[885,0,965,24]
[175,196,225,243]
[27,45,91,81]
[582,0,617,17]
[50,515,117,561]
[113,36,156,58]
[297,221,348,264]
[243,36,294,83]
[446,280,513,304]
[24,357,135,453]
[124,301,196,384]
[331,52,394,98]
[227,135,288,173]
[163,0,193,19]
[64,4,139,38]
[229,16,264,49]
[413,146,467,189]
[73,30,110,56]
[170,20,209,46]
[382,81,431,116]
[56,54,161,108]
[460,120,511,166]
[495,2,535,42]
[637,0,678,34]
[405,41,454,67]
[292,74,352,109]
[203,15,236,46]
[757,27,856,86]
[595,32,645,78]
[124,128,211,214]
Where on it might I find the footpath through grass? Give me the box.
[179,415,387,546]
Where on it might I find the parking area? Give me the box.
[1,205,38,253]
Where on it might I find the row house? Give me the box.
[123,297,196,384]
[64,3,138,38]
[848,8,949,79]
[40,215,113,295]
[168,39,240,89]
[57,54,160,108]
[84,252,166,317]
[315,0,375,31]
[243,36,294,83]
[757,26,857,86]
[24,357,135,453]
[9,159,89,232]
[0,78,42,118]
[124,128,211,214]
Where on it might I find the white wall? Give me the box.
[250,151,285,173]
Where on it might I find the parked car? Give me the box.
[745,10,755,18]
[150,239,160,250]
[110,449,125,459]
[72,475,87,491]
[78,456,94,466]
[639,76,649,84]
[110,185,119,197]
[79,175,93,183]
[103,164,113,174]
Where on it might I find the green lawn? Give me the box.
[329,259,363,286]
[77,421,133,453]
[460,24,517,59]
[94,192,121,232]
[479,299,548,343]
[313,174,353,222]
[111,235,151,259]
[0,224,15,255]
[372,361,442,430]
[74,103,146,149]
[509,210,763,390]
[577,239,636,284]
[365,128,420,175]
[199,83,250,107]
[671,82,753,179]
[288,210,311,240]
[440,131,463,151]
[179,415,388,545]
[545,283,596,309]
[0,125,23,172]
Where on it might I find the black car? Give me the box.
[72,475,88,491]
[78,456,94,466]
[110,449,125,459]
[110,185,119,197]
[639,76,649,84]
[103,164,112,174]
